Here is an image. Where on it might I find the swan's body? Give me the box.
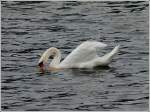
[38,41,119,71]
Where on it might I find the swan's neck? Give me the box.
[50,49,61,67]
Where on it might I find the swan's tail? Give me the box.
[102,45,120,64]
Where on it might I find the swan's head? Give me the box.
[38,47,60,70]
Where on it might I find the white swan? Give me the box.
[38,41,119,71]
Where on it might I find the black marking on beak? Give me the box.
[38,61,44,68]
[49,55,54,59]
[38,61,45,73]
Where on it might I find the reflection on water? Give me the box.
[1,1,149,111]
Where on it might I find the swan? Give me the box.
[38,41,119,71]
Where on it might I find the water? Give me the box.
[1,1,149,111]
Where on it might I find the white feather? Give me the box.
[59,41,107,67]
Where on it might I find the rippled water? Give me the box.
[1,1,149,111]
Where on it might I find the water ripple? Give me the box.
[1,1,148,111]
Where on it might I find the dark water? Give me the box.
[1,1,149,111]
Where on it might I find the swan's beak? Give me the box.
[38,61,45,73]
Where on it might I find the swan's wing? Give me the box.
[60,41,107,66]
